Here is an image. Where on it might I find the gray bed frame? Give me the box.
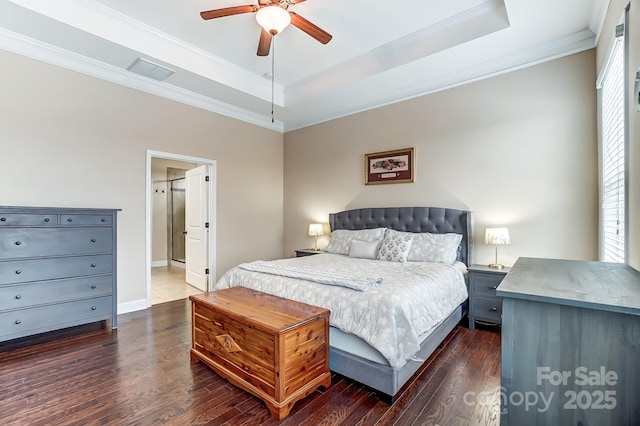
[327,206,474,403]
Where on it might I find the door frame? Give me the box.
[145,150,217,307]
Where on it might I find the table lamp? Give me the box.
[484,227,510,269]
[308,224,324,251]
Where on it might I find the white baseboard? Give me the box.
[170,260,186,269]
[117,299,148,315]
[151,260,168,267]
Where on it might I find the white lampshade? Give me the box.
[484,227,511,245]
[256,5,291,35]
[485,227,510,269]
[308,223,324,237]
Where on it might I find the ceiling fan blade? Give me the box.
[200,5,258,20]
[289,12,332,44]
[257,29,272,56]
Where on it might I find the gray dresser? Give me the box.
[0,206,119,342]
[498,257,640,425]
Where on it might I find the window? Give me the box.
[598,24,626,263]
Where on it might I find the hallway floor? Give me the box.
[151,266,202,304]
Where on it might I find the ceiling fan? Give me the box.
[200,0,332,56]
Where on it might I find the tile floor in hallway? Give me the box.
[151,265,202,304]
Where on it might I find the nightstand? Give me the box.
[294,249,323,257]
[468,264,510,329]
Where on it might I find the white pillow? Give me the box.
[408,232,462,264]
[348,239,382,259]
[324,228,387,255]
[376,229,414,263]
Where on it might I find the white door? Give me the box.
[185,165,208,291]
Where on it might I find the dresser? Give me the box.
[468,265,509,329]
[498,257,640,425]
[0,206,119,342]
[190,287,331,419]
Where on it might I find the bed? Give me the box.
[213,206,474,403]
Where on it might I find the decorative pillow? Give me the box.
[348,239,382,259]
[407,232,462,264]
[324,228,387,255]
[376,229,414,263]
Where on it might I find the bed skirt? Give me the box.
[329,303,463,403]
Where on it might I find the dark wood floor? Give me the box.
[0,299,501,425]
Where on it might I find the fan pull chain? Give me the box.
[271,36,275,123]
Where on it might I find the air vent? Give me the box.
[127,57,175,81]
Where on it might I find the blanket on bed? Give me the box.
[214,254,468,370]
[238,260,383,291]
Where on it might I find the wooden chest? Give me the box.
[190,287,331,419]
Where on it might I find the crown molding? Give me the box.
[589,0,611,45]
[283,29,597,131]
[0,27,283,131]
[6,0,283,104]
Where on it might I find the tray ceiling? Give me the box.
[0,0,608,131]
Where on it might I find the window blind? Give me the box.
[599,35,625,263]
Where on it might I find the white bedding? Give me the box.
[213,253,468,370]
[238,259,383,291]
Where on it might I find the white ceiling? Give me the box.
[0,0,609,131]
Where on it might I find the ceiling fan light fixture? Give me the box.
[256,5,291,35]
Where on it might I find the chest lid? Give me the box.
[191,286,329,334]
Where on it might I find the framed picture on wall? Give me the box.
[364,147,414,185]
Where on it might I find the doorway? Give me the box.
[146,150,217,307]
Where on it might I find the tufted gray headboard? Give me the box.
[329,207,474,266]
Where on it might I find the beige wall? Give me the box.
[597,1,640,270]
[284,50,598,266]
[0,49,284,310]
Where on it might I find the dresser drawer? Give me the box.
[473,296,503,323]
[0,296,112,341]
[0,228,112,260]
[0,275,113,311]
[60,214,113,226]
[473,273,505,298]
[0,213,57,227]
[0,255,112,285]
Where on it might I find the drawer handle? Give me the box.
[490,307,498,311]
[15,319,21,325]
[67,218,73,222]
[15,295,21,299]
[91,306,97,310]
[0,217,5,222]
[91,263,97,268]
[101,218,107,222]
[44,218,50,223]
[213,321,223,328]
[14,241,21,246]
[91,238,97,243]
[15,270,21,275]
[91,284,97,289]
